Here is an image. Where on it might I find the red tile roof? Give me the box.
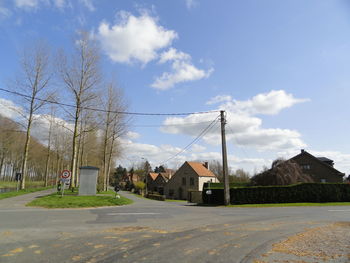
[187,162,217,177]
[148,173,159,181]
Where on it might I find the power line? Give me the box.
[0,87,219,116]
[159,115,220,165]
[130,120,215,128]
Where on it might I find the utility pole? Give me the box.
[220,110,230,205]
[142,157,149,196]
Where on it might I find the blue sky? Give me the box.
[1,0,350,175]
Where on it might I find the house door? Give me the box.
[178,187,183,199]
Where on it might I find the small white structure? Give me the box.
[79,166,99,196]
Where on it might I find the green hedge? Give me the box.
[202,183,350,205]
[146,193,166,201]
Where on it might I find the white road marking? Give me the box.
[328,209,350,212]
[107,212,160,215]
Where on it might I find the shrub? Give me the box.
[202,183,350,205]
[134,181,145,191]
[251,159,314,186]
[147,193,165,201]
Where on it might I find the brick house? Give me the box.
[290,150,345,183]
[164,161,219,200]
[153,172,172,195]
[147,172,160,192]
[147,170,174,194]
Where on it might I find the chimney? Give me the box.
[204,161,209,170]
[301,149,305,153]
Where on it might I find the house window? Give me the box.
[301,164,311,170]
[169,189,174,196]
[321,179,326,183]
[190,177,194,186]
[182,177,186,185]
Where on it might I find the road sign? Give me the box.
[61,178,70,185]
[61,169,71,179]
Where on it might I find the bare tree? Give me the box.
[58,32,101,188]
[100,83,128,191]
[11,42,53,189]
[43,106,56,186]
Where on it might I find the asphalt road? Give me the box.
[0,190,349,263]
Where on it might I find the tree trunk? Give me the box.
[70,106,80,188]
[44,115,53,187]
[21,117,32,190]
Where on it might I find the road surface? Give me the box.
[0,190,349,262]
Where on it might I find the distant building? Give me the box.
[164,161,219,200]
[147,172,160,192]
[147,170,174,194]
[290,150,344,183]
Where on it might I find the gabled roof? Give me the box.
[155,173,170,182]
[186,162,217,177]
[291,150,344,176]
[317,157,333,163]
[148,173,159,181]
[159,172,171,181]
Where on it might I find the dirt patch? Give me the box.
[256,222,350,262]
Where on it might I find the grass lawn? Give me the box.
[0,187,52,200]
[226,202,350,207]
[26,193,133,208]
[0,181,46,188]
[165,199,187,202]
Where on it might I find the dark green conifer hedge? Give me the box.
[202,183,350,205]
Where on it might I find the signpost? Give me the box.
[60,170,71,197]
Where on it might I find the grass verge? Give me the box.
[165,199,186,202]
[226,202,350,207]
[0,181,46,188]
[26,193,133,208]
[0,187,52,200]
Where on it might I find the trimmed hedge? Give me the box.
[147,193,166,201]
[202,183,350,205]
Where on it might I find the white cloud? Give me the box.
[185,0,198,9]
[13,0,92,10]
[191,144,206,152]
[0,98,23,119]
[161,90,309,152]
[151,60,213,90]
[53,0,65,8]
[158,48,190,64]
[97,11,177,64]
[14,0,42,9]
[206,95,232,105]
[152,48,213,90]
[118,137,269,174]
[233,90,310,115]
[126,131,140,140]
[79,0,94,11]
[0,4,11,18]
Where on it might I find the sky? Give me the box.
[1,0,350,175]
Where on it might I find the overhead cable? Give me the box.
[0,87,219,116]
[159,115,220,165]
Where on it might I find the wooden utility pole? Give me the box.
[220,110,230,205]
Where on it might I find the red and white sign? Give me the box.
[61,169,71,179]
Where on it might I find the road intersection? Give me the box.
[0,190,349,262]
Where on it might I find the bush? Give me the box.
[134,181,145,191]
[251,159,314,186]
[147,193,165,201]
[202,183,350,205]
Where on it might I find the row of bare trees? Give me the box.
[1,32,129,191]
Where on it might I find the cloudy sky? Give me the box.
[1,0,350,175]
